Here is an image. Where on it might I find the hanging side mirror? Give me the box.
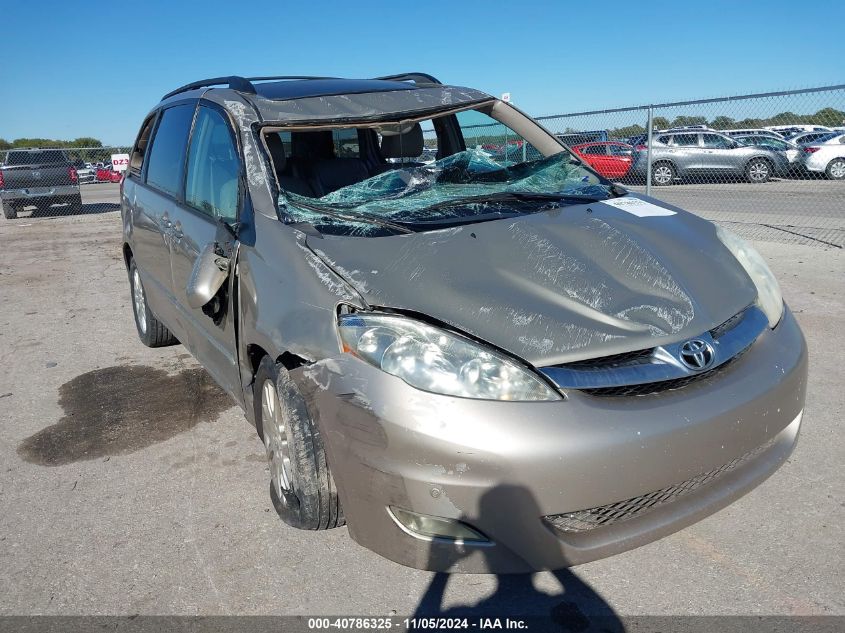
[186,242,230,310]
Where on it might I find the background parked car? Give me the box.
[800,133,845,180]
[95,164,122,183]
[733,134,802,172]
[786,131,839,145]
[571,141,634,179]
[630,131,790,184]
[0,148,82,219]
[72,161,96,184]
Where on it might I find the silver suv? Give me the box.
[630,131,791,185]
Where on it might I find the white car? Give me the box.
[801,134,845,180]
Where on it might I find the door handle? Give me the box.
[172,220,183,240]
[161,213,172,229]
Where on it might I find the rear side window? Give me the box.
[185,106,240,222]
[4,150,68,166]
[608,144,632,156]
[145,104,196,197]
[130,114,157,175]
[672,134,699,147]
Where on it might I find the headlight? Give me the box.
[716,225,783,328]
[337,313,561,401]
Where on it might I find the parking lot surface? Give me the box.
[0,184,842,619]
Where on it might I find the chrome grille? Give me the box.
[545,436,776,534]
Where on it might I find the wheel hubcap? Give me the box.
[654,166,672,184]
[749,162,768,181]
[262,379,292,499]
[132,269,147,334]
[830,161,845,178]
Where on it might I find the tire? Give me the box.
[651,162,675,186]
[1,201,17,220]
[254,355,344,530]
[68,194,83,214]
[825,158,845,180]
[128,258,179,347]
[745,158,771,183]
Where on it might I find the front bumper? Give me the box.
[295,307,807,572]
[0,184,80,203]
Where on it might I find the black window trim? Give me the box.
[142,98,200,203]
[179,99,246,224]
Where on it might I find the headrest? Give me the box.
[380,123,424,159]
[265,133,286,172]
[291,130,335,160]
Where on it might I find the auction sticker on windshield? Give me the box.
[600,197,676,217]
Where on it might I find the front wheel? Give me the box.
[746,158,771,183]
[825,158,845,180]
[254,356,344,531]
[651,162,676,186]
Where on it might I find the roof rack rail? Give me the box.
[375,72,442,85]
[162,76,257,100]
[246,75,341,82]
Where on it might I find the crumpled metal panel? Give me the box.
[307,199,758,366]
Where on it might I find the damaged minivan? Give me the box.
[121,74,807,572]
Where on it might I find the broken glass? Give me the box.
[281,149,611,236]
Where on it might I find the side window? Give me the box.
[145,104,196,197]
[185,106,241,222]
[657,135,673,145]
[608,144,632,156]
[129,114,157,176]
[702,134,733,149]
[673,134,699,147]
[581,145,606,155]
[455,109,540,165]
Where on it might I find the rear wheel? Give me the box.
[254,355,344,531]
[1,201,17,219]
[825,158,845,180]
[128,258,178,347]
[745,158,771,183]
[68,194,83,214]
[651,162,675,186]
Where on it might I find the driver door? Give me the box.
[168,104,242,398]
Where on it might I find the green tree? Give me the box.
[0,138,10,150]
[652,116,671,130]
[670,115,708,128]
[710,116,736,130]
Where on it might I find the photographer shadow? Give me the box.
[412,484,623,632]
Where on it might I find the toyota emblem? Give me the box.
[679,339,715,370]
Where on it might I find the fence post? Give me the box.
[645,105,654,197]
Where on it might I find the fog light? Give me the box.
[389,507,488,542]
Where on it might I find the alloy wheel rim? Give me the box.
[749,162,769,181]
[830,161,845,179]
[262,379,292,498]
[132,269,147,334]
[654,166,672,184]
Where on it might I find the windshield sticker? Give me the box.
[599,197,676,218]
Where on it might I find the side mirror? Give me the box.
[186,242,230,309]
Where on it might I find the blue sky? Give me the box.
[1,0,842,145]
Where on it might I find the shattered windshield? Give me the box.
[267,105,613,236]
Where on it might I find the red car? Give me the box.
[570,141,634,179]
[95,165,123,183]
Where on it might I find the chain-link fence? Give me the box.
[535,84,845,249]
[0,145,130,219]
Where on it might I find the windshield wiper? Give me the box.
[283,198,413,234]
[415,191,611,214]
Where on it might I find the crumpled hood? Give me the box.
[308,198,758,366]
